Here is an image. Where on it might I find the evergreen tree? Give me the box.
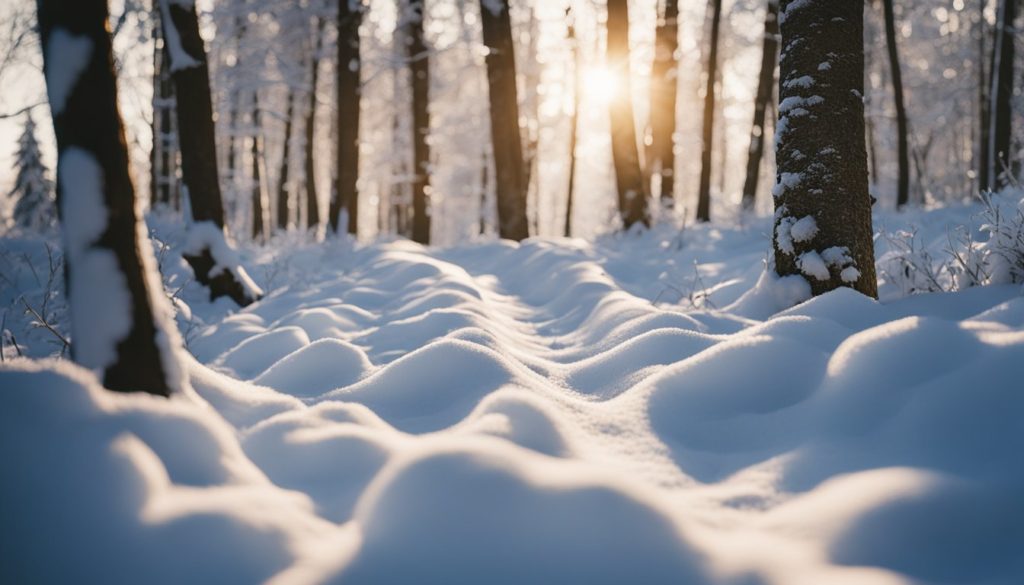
[10,113,56,231]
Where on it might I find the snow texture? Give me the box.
[43,29,92,116]
[798,250,830,280]
[184,221,263,299]
[158,0,201,72]
[790,215,818,243]
[3,200,1024,584]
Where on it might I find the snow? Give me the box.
[158,0,201,73]
[43,29,92,116]
[184,220,264,300]
[771,171,802,198]
[789,215,818,242]
[3,198,1024,584]
[798,250,830,280]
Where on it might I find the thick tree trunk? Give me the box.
[565,9,579,238]
[331,0,362,235]
[989,0,1017,188]
[38,0,181,396]
[696,0,723,223]
[741,0,779,211]
[648,0,680,208]
[606,0,649,230]
[480,0,530,241]
[773,0,878,298]
[304,17,324,229]
[160,0,260,306]
[882,0,910,207]
[406,0,431,244]
[277,89,296,231]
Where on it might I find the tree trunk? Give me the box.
[38,0,181,396]
[648,0,680,208]
[565,8,579,238]
[250,98,265,241]
[773,0,878,298]
[277,89,296,231]
[304,16,324,229]
[606,0,649,230]
[480,0,530,241]
[977,0,990,191]
[696,0,723,223]
[989,0,1017,188]
[741,0,778,211]
[882,0,910,207]
[406,0,431,244]
[160,0,261,306]
[331,0,362,236]
[150,17,178,209]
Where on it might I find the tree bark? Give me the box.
[648,0,680,208]
[405,0,431,244]
[38,0,179,396]
[277,89,296,231]
[741,0,778,211]
[989,0,1017,188]
[882,0,910,207]
[304,16,324,229]
[250,97,265,241]
[480,0,530,241]
[331,0,362,235]
[977,0,990,191]
[160,0,260,306]
[773,0,878,298]
[565,8,579,238]
[696,0,723,223]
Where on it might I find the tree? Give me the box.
[696,0,723,223]
[647,0,679,209]
[330,0,363,236]
[881,0,910,207]
[250,95,266,240]
[988,0,1018,189]
[160,0,262,306]
[150,17,179,210]
[404,0,430,244]
[479,0,529,241]
[276,88,296,231]
[740,0,778,212]
[772,0,878,298]
[606,0,649,230]
[304,16,325,229]
[37,0,183,396]
[9,113,56,230]
[565,6,579,238]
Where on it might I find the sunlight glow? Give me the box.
[583,66,619,104]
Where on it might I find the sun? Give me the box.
[582,66,619,104]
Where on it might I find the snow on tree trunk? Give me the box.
[696,0,723,223]
[773,0,878,299]
[882,0,910,207]
[647,0,679,208]
[480,0,530,242]
[159,0,261,307]
[330,0,362,236]
[37,0,184,396]
[741,0,778,212]
[606,0,650,230]
[10,113,56,231]
[405,0,431,245]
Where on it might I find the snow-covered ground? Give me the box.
[2,197,1023,584]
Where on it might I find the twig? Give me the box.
[21,298,70,352]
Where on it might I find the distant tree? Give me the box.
[773,0,878,298]
[404,0,430,244]
[160,0,261,306]
[304,16,325,229]
[37,0,182,396]
[647,0,679,210]
[988,0,1018,188]
[250,95,266,240]
[606,0,649,230]
[330,0,363,236]
[978,0,991,192]
[880,0,910,207]
[479,0,529,241]
[276,88,296,231]
[740,0,778,212]
[565,6,579,238]
[9,113,56,230]
[150,16,179,210]
[696,0,723,223]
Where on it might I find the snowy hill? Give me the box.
[2,200,1023,584]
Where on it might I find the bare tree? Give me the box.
[648,0,679,209]
[565,7,579,238]
[330,0,363,235]
[741,0,778,211]
[480,0,529,241]
[276,89,296,231]
[304,16,325,229]
[606,0,649,229]
[404,0,431,244]
[772,0,878,298]
[696,0,723,223]
[38,0,182,396]
[988,0,1018,188]
[881,0,910,207]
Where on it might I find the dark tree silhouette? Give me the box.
[989,0,1018,188]
[696,0,723,223]
[150,16,179,210]
[881,0,910,207]
[304,16,325,229]
[405,0,431,244]
[480,0,530,241]
[330,0,363,235]
[277,89,296,231]
[38,0,180,396]
[773,0,878,298]
[647,0,679,208]
[741,0,778,211]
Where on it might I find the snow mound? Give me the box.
[254,338,373,397]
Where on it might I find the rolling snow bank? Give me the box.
[2,198,1024,584]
